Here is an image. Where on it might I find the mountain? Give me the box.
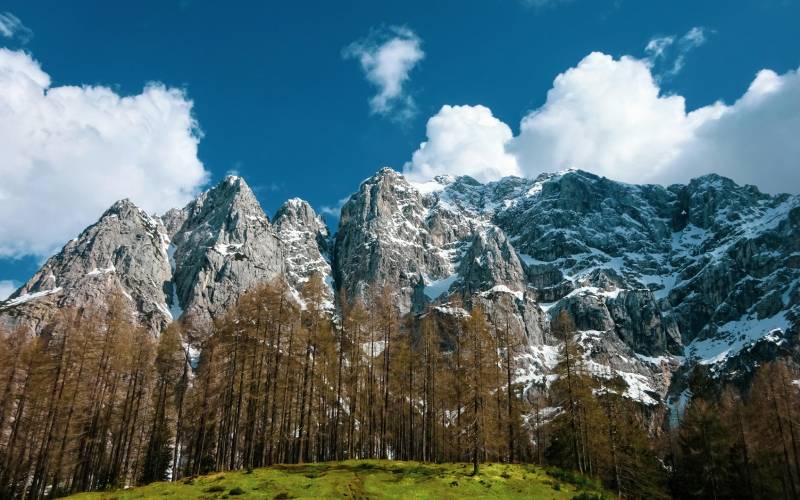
[0,176,331,350]
[334,167,799,406]
[2,168,798,412]
[0,199,174,334]
[165,175,284,334]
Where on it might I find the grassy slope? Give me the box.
[67,460,609,499]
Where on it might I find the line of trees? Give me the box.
[540,311,667,498]
[666,360,800,499]
[0,297,160,498]
[537,311,800,499]
[0,277,798,499]
[0,276,525,498]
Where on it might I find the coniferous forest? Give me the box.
[1,274,799,499]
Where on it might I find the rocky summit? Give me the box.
[2,168,798,411]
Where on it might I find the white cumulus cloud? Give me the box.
[510,51,717,184]
[664,67,800,192]
[0,48,209,258]
[406,51,799,193]
[403,105,520,183]
[344,26,424,121]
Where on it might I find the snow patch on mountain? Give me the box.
[86,264,116,276]
[2,287,63,308]
[423,274,459,299]
[687,312,790,367]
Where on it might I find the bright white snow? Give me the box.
[423,274,458,299]
[687,312,790,367]
[479,284,524,301]
[213,242,244,256]
[2,287,63,307]
[86,264,116,276]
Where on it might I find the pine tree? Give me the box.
[141,323,184,483]
[674,397,732,498]
[547,310,597,474]
[461,303,501,475]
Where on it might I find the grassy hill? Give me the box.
[67,460,609,499]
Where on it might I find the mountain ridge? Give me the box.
[2,168,798,412]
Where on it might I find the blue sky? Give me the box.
[0,0,799,293]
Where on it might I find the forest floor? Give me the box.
[66,460,610,499]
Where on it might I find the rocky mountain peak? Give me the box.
[340,167,422,224]
[106,197,139,214]
[1,196,173,333]
[670,173,775,232]
[274,197,333,307]
[374,166,401,179]
[274,198,327,235]
[335,167,441,312]
[180,174,267,230]
[167,176,283,331]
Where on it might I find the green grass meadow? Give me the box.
[67,460,609,499]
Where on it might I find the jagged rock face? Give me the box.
[334,167,800,405]
[0,199,173,333]
[607,290,682,356]
[0,174,344,341]
[0,176,334,339]
[665,179,800,348]
[161,207,188,238]
[168,176,283,331]
[494,171,675,278]
[549,292,616,333]
[458,227,526,296]
[333,170,533,313]
[334,168,459,313]
[474,291,550,346]
[273,198,333,307]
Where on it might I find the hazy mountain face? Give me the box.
[2,168,798,407]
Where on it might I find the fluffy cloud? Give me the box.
[664,67,800,192]
[403,105,520,182]
[0,49,208,258]
[512,51,800,192]
[344,26,424,121]
[0,12,32,42]
[510,51,718,184]
[406,51,799,193]
[0,280,18,300]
